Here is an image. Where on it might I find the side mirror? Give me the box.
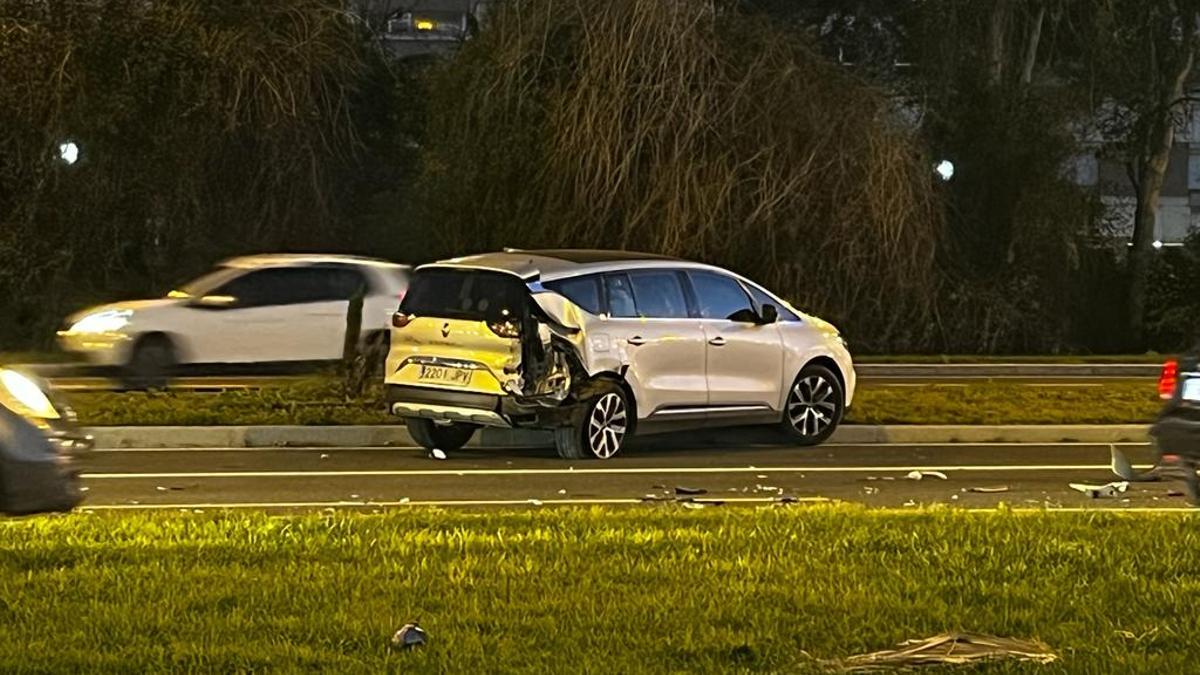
[759,304,779,324]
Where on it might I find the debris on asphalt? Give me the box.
[1068,481,1129,499]
[969,486,1010,494]
[828,632,1057,671]
[429,448,447,460]
[906,470,948,481]
[391,623,427,650]
[1109,444,1159,482]
[641,494,670,502]
[397,497,410,504]
[902,500,917,507]
[863,486,879,495]
[528,499,543,506]
[675,486,708,496]
[756,474,769,479]
[79,487,89,493]
[320,453,330,460]
[756,484,783,493]
[557,489,567,495]
[350,494,360,500]
[776,496,798,504]
[155,486,185,492]
[866,476,878,481]
[682,502,707,509]
[1168,489,1185,497]
[950,494,959,501]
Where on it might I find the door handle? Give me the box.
[708,336,727,347]
[627,336,647,346]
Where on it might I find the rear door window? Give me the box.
[628,271,690,318]
[603,274,638,318]
[401,268,528,321]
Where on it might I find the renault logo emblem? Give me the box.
[441,323,451,338]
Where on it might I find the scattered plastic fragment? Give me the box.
[350,494,360,500]
[863,486,879,495]
[429,448,447,460]
[969,486,1010,494]
[906,470,948,481]
[902,500,917,507]
[950,494,959,501]
[675,486,707,496]
[391,623,427,650]
[1068,481,1129,499]
[682,501,707,510]
[320,453,330,460]
[528,499,543,506]
[1168,489,1185,497]
[557,489,567,495]
[827,632,1057,671]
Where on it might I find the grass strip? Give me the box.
[63,379,1162,426]
[1,507,1197,672]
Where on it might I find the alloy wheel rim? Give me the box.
[587,393,627,459]
[787,375,838,437]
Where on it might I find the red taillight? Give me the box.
[392,312,413,329]
[487,320,521,338]
[1159,359,1178,399]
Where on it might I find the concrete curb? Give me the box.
[86,424,1151,449]
[858,363,1159,378]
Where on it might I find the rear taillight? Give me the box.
[1159,359,1178,399]
[487,320,521,338]
[392,312,413,329]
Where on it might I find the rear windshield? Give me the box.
[400,268,529,321]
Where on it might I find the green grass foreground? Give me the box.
[63,379,1161,426]
[1,507,1198,672]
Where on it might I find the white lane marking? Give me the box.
[81,464,1153,480]
[89,441,1152,453]
[74,499,1195,512]
[90,446,421,453]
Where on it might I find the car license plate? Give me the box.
[1183,378,1200,402]
[418,364,472,386]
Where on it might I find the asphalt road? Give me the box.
[75,440,1192,512]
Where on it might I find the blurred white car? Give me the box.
[58,254,409,385]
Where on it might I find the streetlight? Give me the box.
[57,141,80,165]
[934,159,955,181]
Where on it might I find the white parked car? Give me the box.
[386,249,855,459]
[58,254,410,386]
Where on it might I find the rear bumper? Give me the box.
[387,384,512,428]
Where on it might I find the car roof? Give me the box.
[221,254,409,271]
[421,249,695,280]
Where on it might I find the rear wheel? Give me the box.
[554,384,630,460]
[779,364,844,446]
[121,335,176,390]
[406,418,477,453]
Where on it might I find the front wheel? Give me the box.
[779,364,844,446]
[554,384,631,460]
[121,336,176,390]
[406,418,477,453]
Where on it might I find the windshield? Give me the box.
[170,267,245,299]
[400,268,529,322]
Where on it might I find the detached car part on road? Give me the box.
[0,368,89,515]
[386,249,855,459]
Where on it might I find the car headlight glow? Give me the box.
[0,369,59,419]
[70,309,132,334]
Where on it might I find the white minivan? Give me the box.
[58,254,409,386]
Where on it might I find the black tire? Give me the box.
[779,363,844,446]
[121,335,176,390]
[406,418,477,452]
[554,382,631,460]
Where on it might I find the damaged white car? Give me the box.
[386,249,856,459]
